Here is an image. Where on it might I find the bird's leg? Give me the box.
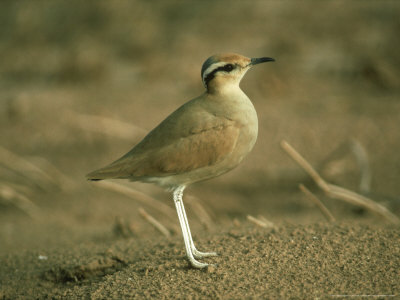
[173,186,208,268]
[179,196,217,258]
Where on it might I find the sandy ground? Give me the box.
[1,224,399,299]
[1,1,400,299]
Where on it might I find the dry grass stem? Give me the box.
[299,184,336,222]
[280,141,330,191]
[0,145,59,189]
[349,139,371,193]
[28,156,76,190]
[90,180,176,220]
[0,184,40,218]
[139,208,171,237]
[258,215,275,228]
[281,140,399,224]
[326,184,399,224]
[247,215,273,228]
[1,181,34,195]
[185,195,214,229]
[319,139,371,193]
[64,110,147,140]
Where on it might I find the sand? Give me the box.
[1,224,399,298]
[1,1,400,299]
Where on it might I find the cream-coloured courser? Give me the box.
[87,53,275,268]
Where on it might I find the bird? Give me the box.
[86,53,275,268]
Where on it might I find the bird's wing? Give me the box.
[135,121,240,176]
[86,100,241,180]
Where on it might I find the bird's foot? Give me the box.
[192,248,218,259]
[186,248,218,268]
[188,257,210,269]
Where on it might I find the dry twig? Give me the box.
[139,208,171,237]
[90,181,177,223]
[247,215,274,228]
[349,139,371,193]
[319,139,371,193]
[1,181,34,195]
[28,156,76,190]
[185,195,214,230]
[299,184,336,222]
[0,184,40,218]
[258,215,275,228]
[281,140,399,224]
[0,145,59,189]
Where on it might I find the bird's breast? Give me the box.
[207,90,258,166]
[231,96,259,163]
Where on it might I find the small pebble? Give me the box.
[206,265,216,273]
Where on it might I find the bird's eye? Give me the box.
[223,64,234,72]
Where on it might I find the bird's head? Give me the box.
[201,53,274,93]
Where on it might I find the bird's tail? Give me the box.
[86,166,120,181]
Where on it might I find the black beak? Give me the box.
[250,57,275,65]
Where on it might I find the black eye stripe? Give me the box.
[203,64,235,86]
[218,64,234,72]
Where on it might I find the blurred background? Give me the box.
[1,1,399,254]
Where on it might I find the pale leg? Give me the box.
[179,197,217,258]
[173,186,215,268]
